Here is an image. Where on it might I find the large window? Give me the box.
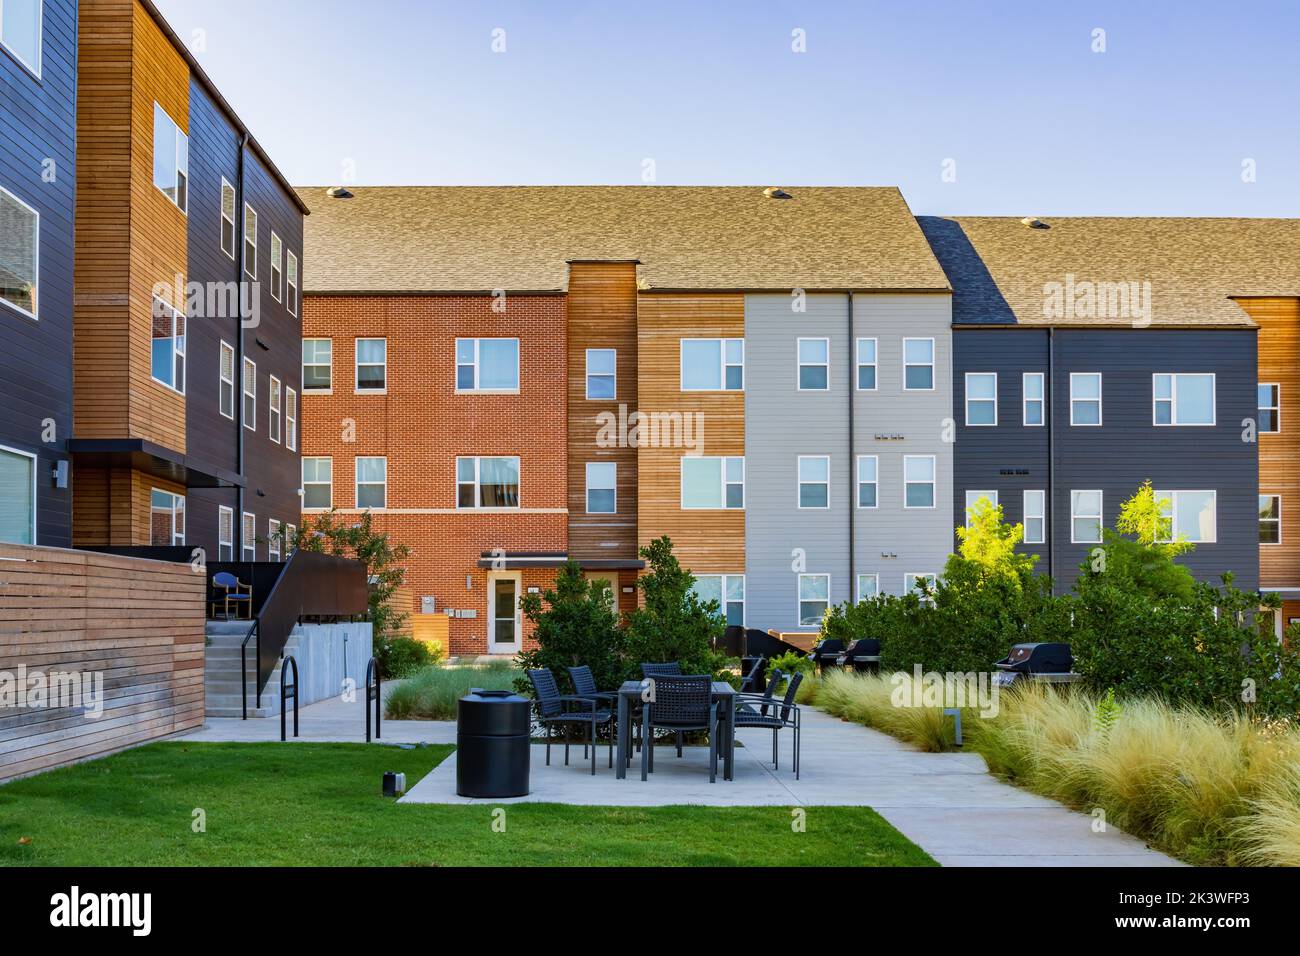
[692,574,745,627]
[1153,373,1215,426]
[1071,490,1103,543]
[218,506,234,561]
[798,574,830,627]
[0,0,42,76]
[0,444,35,544]
[1156,490,1217,543]
[220,179,236,259]
[1023,372,1044,426]
[798,455,830,509]
[0,185,38,319]
[457,456,520,509]
[797,338,830,390]
[218,341,235,419]
[285,387,297,452]
[356,338,387,392]
[856,455,878,509]
[152,102,188,212]
[585,348,616,399]
[243,204,257,277]
[268,376,281,444]
[965,372,997,425]
[965,490,998,525]
[856,338,877,391]
[1070,373,1102,426]
[149,489,184,546]
[903,338,934,390]
[302,457,332,509]
[1260,495,1281,545]
[1023,490,1046,544]
[586,461,616,513]
[302,338,332,391]
[242,358,256,430]
[680,456,744,509]
[150,297,185,393]
[355,456,388,509]
[270,232,283,302]
[455,338,518,392]
[1259,384,1281,434]
[680,338,743,391]
[856,573,879,602]
[903,455,936,509]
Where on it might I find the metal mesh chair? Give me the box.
[640,662,684,756]
[527,668,613,775]
[733,671,804,779]
[641,674,719,783]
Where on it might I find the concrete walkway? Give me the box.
[182,695,1179,866]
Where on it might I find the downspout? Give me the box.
[236,132,249,554]
[847,291,855,599]
[1046,327,1055,584]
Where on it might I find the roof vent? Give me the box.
[1021,216,1049,229]
[763,187,792,200]
[326,186,354,199]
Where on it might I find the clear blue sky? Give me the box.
[153,0,1300,216]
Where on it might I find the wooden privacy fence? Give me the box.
[0,542,205,783]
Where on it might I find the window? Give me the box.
[219,179,236,259]
[242,512,256,559]
[1260,495,1281,545]
[149,489,185,546]
[1259,384,1281,434]
[455,338,518,392]
[1070,373,1102,425]
[680,338,743,391]
[856,455,878,509]
[903,455,936,509]
[1156,490,1217,543]
[243,204,257,277]
[586,462,616,513]
[302,457,332,509]
[903,338,935,390]
[965,490,998,526]
[456,456,520,509]
[905,573,937,604]
[856,573,879,602]
[797,338,829,390]
[585,348,616,399]
[355,457,388,509]
[680,456,744,510]
[965,373,997,425]
[270,232,283,302]
[1071,490,1103,543]
[217,506,234,561]
[302,338,332,391]
[268,519,281,561]
[856,338,877,390]
[287,251,299,317]
[242,358,256,430]
[150,297,185,393]
[0,186,38,319]
[0,0,42,76]
[285,387,297,452]
[285,523,296,554]
[0,444,36,544]
[692,574,745,627]
[1023,372,1044,426]
[356,338,386,392]
[1153,373,1215,426]
[798,574,830,627]
[218,341,235,419]
[797,455,830,509]
[268,376,281,444]
[152,103,188,212]
[1023,490,1045,544]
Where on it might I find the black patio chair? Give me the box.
[641,674,720,784]
[527,668,613,775]
[640,662,685,756]
[569,664,640,760]
[733,671,804,779]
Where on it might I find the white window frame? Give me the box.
[585,461,617,514]
[149,297,186,394]
[692,573,746,628]
[1023,372,1045,427]
[149,488,185,546]
[965,372,998,426]
[218,340,235,419]
[965,490,998,526]
[355,456,388,510]
[268,518,281,561]
[903,454,937,510]
[797,455,831,510]
[1259,383,1281,434]
[902,337,936,392]
[268,375,282,444]
[242,357,256,431]
[217,505,234,561]
[1070,372,1102,426]
[904,573,938,604]
[679,338,744,392]
[679,456,745,510]
[1260,494,1282,546]
[0,443,37,544]
[302,457,332,510]
[287,251,299,317]
[285,523,296,554]
[1153,373,1216,427]
[219,178,236,260]
[454,337,520,394]
[302,338,332,393]
[285,386,297,452]
[0,0,43,77]
[355,337,387,394]
[796,337,830,392]
[152,102,188,214]
[1155,489,1218,544]
[1023,490,1046,545]
[243,203,257,278]
[585,348,616,400]
[855,337,878,392]
[0,185,39,321]
[242,512,256,559]
[270,231,283,303]
[1070,489,1103,544]
[456,456,521,510]
[856,454,878,510]
[797,573,831,628]
[856,573,880,602]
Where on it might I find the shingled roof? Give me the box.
[296,186,950,294]
[918,216,1300,328]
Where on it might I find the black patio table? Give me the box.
[615,679,736,781]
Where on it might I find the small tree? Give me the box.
[296,508,411,640]
[514,561,623,696]
[1081,481,1196,601]
[622,536,729,681]
[955,496,1037,584]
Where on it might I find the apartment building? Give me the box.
[68,0,307,561]
[0,0,77,547]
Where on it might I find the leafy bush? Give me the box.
[386,661,517,720]
[768,649,814,677]
[376,635,439,680]
[514,561,623,696]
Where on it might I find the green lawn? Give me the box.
[0,742,935,867]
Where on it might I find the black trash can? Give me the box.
[457,688,531,798]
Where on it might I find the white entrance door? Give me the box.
[487,572,522,654]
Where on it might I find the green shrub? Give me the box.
[768,649,814,678]
[385,661,517,720]
[376,635,439,679]
[514,561,623,696]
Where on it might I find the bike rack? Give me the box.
[365,656,381,742]
[280,654,299,742]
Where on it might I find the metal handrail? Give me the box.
[365,656,381,742]
[240,619,259,721]
[280,654,299,741]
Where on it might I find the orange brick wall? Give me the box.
[300,294,568,656]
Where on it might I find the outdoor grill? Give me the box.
[456,688,531,797]
[808,639,845,674]
[840,638,881,673]
[993,643,1075,687]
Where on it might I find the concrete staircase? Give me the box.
[204,620,302,718]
